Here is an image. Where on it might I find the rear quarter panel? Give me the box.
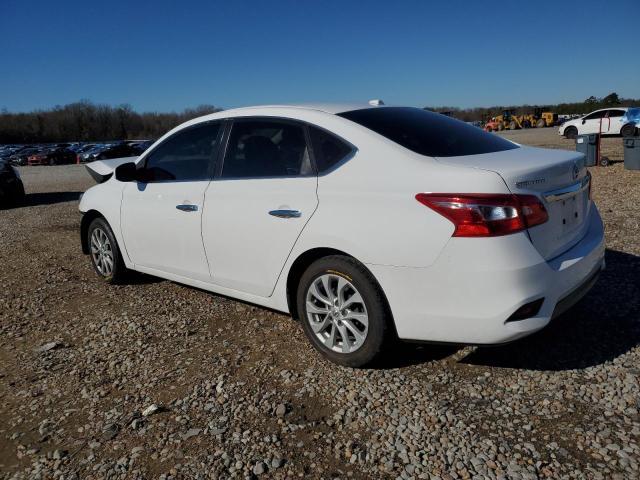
[295,138,511,268]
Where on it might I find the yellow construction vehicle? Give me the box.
[533,107,559,128]
[495,110,532,130]
[490,109,559,130]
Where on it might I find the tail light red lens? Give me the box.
[415,193,548,237]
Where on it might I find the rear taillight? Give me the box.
[415,193,548,237]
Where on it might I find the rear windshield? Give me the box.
[338,107,519,157]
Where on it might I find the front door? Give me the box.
[121,121,222,280]
[582,110,607,134]
[202,118,318,297]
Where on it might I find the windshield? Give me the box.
[338,107,519,157]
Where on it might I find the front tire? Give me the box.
[87,217,128,284]
[297,255,391,367]
[564,126,578,139]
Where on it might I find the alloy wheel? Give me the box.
[305,274,369,354]
[90,227,114,276]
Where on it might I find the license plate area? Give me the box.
[558,193,583,234]
[547,190,589,240]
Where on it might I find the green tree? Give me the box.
[602,92,621,105]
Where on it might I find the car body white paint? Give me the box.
[80,104,605,345]
[559,107,630,136]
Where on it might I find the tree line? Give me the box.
[1,93,638,143]
[0,101,222,144]
[426,92,639,122]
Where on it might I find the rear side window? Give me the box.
[221,120,313,178]
[144,122,221,182]
[309,127,353,173]
[607,110,625,118]
[338,107,519,157]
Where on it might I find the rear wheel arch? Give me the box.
[621,123,637,137]
[285,248,396,333]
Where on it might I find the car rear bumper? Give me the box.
[368,205,605,344]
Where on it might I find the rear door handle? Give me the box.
[176,204,198,212]
[269,209,301,218]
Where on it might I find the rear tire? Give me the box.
[621,124,636,137]
[87,217,128,284]
[564,126,578,139]
[297,255,392,368]
[48,158,56,166]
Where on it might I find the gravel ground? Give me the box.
[1,128,639,479]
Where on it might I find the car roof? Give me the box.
[227,102,385,115]
[167,102,392,136]
[589,107,628,113]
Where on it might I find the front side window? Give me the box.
[221,120,313,178]
[584,110,607,120]
[309,127,353,173]
[338,107,518,157]
[143,122,221,182]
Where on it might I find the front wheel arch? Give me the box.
[564,125,578,138]
[80,210,106,254]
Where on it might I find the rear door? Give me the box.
[202,118,318,297]
[121,121,222,280]
[607,109,626,134]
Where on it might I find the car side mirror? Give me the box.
[115,162,139,182]
[582,119,586,124]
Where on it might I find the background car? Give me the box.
[128,140,153,155]
[79,143,138,162]
[9,147,44,166]
[559,107,638,138]
[27,146,76,165]
[0,145,30,161]
[0,158,25,207]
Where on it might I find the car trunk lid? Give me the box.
[435,146,591,260]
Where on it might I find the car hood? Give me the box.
[85,156,138,183]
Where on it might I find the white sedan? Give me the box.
[559,107,638,138]
[80,104,605,367]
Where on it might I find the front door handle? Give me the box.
[269,209,301,219]
[176,204,198,212]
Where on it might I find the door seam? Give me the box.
[267,175,320,298]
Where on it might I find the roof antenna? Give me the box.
[368,99,385,106]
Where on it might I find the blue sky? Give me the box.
[1,0,638,112]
